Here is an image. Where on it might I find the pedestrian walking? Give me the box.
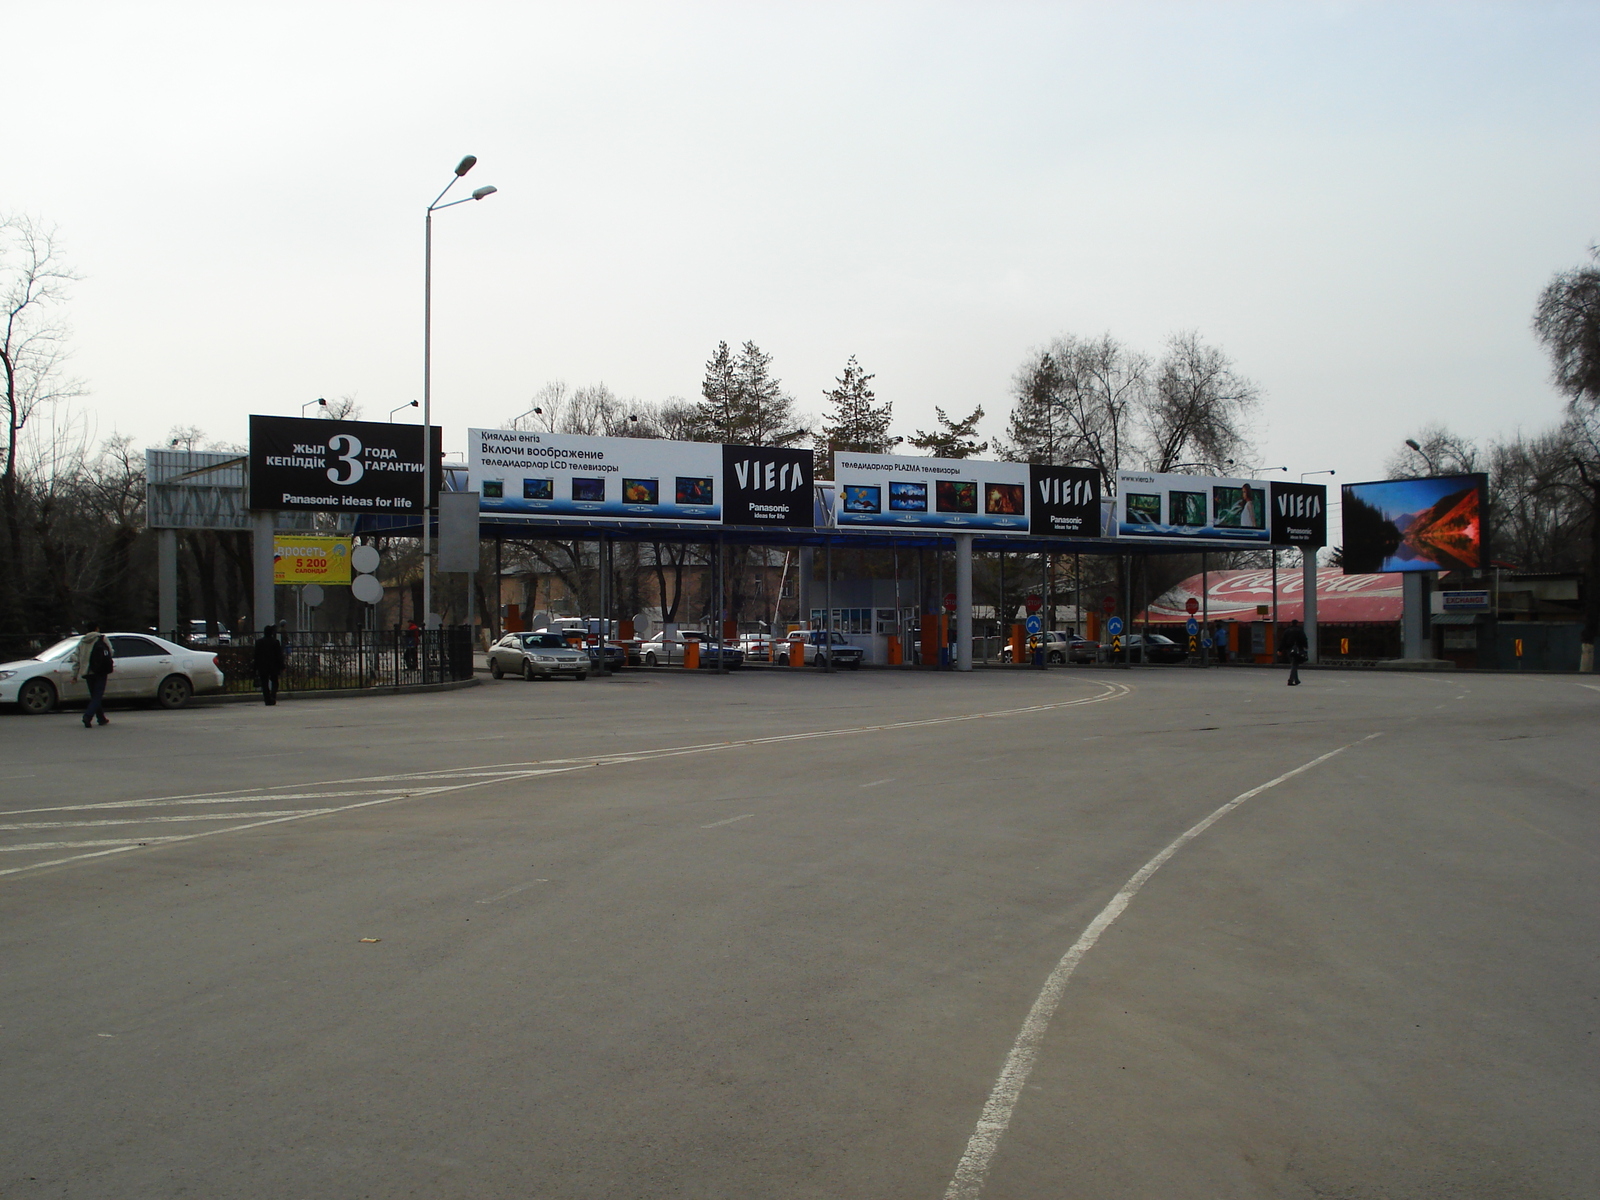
[72,622,114,728]
[404,619,420,672]
[1282,619,1309,686]
[253,625,285,705]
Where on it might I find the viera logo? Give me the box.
[1276,492,1323,519]
[732,459,805,492]
[1037,476,1095,507]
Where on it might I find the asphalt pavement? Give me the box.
[1,665,1596,1198]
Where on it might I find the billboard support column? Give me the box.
[1303,554,1319,664]
[252,511,275,633]
[797,547,813,631]
[1201,551,1210,666]
[1402,572,1429,659]
[157,529,178,639]
[955,533,973,672]
[823,538,834,673]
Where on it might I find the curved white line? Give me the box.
[942,733,1380,1200]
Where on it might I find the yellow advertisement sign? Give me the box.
[273,535,353,584]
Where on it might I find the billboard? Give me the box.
[467,429,814,528]
[1267,481,1329,548]
[1113,470,1272,544]
[721,444,813,526]
[249,416,441,513]
[272,535,352,584]
[1028,465,1102,535]
[1340,474,1486,573]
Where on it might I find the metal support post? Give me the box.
[1303,552,1319,664]
[955,533,973,672]
[252,511,275,634]
[823,538,834,673]
[158,529,179,637]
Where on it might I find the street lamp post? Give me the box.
[301,397,327,417]
[422,156,496,630]
[389,400,419,422]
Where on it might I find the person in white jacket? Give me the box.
[71,623,115,728]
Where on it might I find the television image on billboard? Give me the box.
[676,476,713,505]
[1341,474,1485,573]
[1213,484,1263,529]
[889,481,927,511]
[482,480,504,499]
[936,480,977,513]
[622,478,659,505]
[1126,493,1162,526]
[843,485,881,514]
[572,478,606,502]
[523,478,553,500]
[1171,490,1207,527]
[985,482,1025,515]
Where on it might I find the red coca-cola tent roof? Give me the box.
[1139,568,1402,624]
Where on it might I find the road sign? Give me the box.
[1025,614,1043,635]
[1106,616,1123,637]
[1185,597,1200,616]
[944,592,957,612]
[1201,634,1213,649]
[1024,594,1042,613]
[1111,635,1122,654]
[1101,595,1116,616]
[1188,635,1199,652]
[1186,617,1199,636]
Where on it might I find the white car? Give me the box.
[0,633,226,715]
[487,632,588,681]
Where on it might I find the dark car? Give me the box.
[1120,633,1188,664]
[584,642,628,672]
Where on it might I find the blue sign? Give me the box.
[1201,634,1213,648]
[1025,614,1043,635]
[1186,617,1199,635]
[1106,616,1123,637]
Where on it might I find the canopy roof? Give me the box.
[1142,568,1402,624]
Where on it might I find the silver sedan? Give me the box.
[487,632,589,681]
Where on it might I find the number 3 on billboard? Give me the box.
[327,434,365,486]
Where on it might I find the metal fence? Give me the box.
[214,628,475,694]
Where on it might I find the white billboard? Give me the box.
[470,428,721,523]
[1113,470,1272,545]
[831,452,1030,532]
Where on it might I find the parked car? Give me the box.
[801,630,864,669]
[0,633,225,715]
[582,641,628,672]
[533,622,635,668]
[737,633,785,662]
[638,632,744,669]
[1002,631,1099,664]
[1118,633,1188,664]
[186,619,231,645]
[487,632,588,681]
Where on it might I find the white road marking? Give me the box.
[701,813,754,828]
[0,682,1131,881]
[0,810,332,831]
[1579,683,1600,693]
[860,778,896,789]
[476,881,547,904]
[941,732,1382,1200]
[3,837,187,852]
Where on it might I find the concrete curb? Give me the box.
[190,677,482,706]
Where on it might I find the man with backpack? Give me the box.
[253,625,286,705]
[71,622,114,728]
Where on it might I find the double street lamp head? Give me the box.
[455,155,477,177]
[471,185,497,200]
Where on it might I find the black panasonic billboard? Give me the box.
[721,444,813,527]
[1267,481,1328,548]
[1028,465,1101,536]
[249,416,442,513]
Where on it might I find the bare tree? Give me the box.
[1146,332,1259,472]
[1385,424,1480,478]
[1,215,84,626]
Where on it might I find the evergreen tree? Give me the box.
[1006,351,1064,463]
[908,405,988,458]
[818,355,892,476]
[690,340,807,446]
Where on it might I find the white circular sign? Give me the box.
[302,583,325,607]
[351,574,384,605]
[351,545,380,575]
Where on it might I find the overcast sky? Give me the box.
[9,2,1598,485]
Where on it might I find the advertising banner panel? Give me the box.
[1267,481,1329,548]
[1113,470,1271,544]
[1028,465,1101,535]
[249,416,440,513]
[831,452,1031,532]
[470,428,722,523]
[272,535,352,584]
[1340,474,1486,573]
[721,444,813,526]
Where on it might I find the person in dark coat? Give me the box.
[1281,619,1310,686]
[71,622,114,728]
[253,625,285,705]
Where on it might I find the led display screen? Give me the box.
[1341,474,1486,573]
